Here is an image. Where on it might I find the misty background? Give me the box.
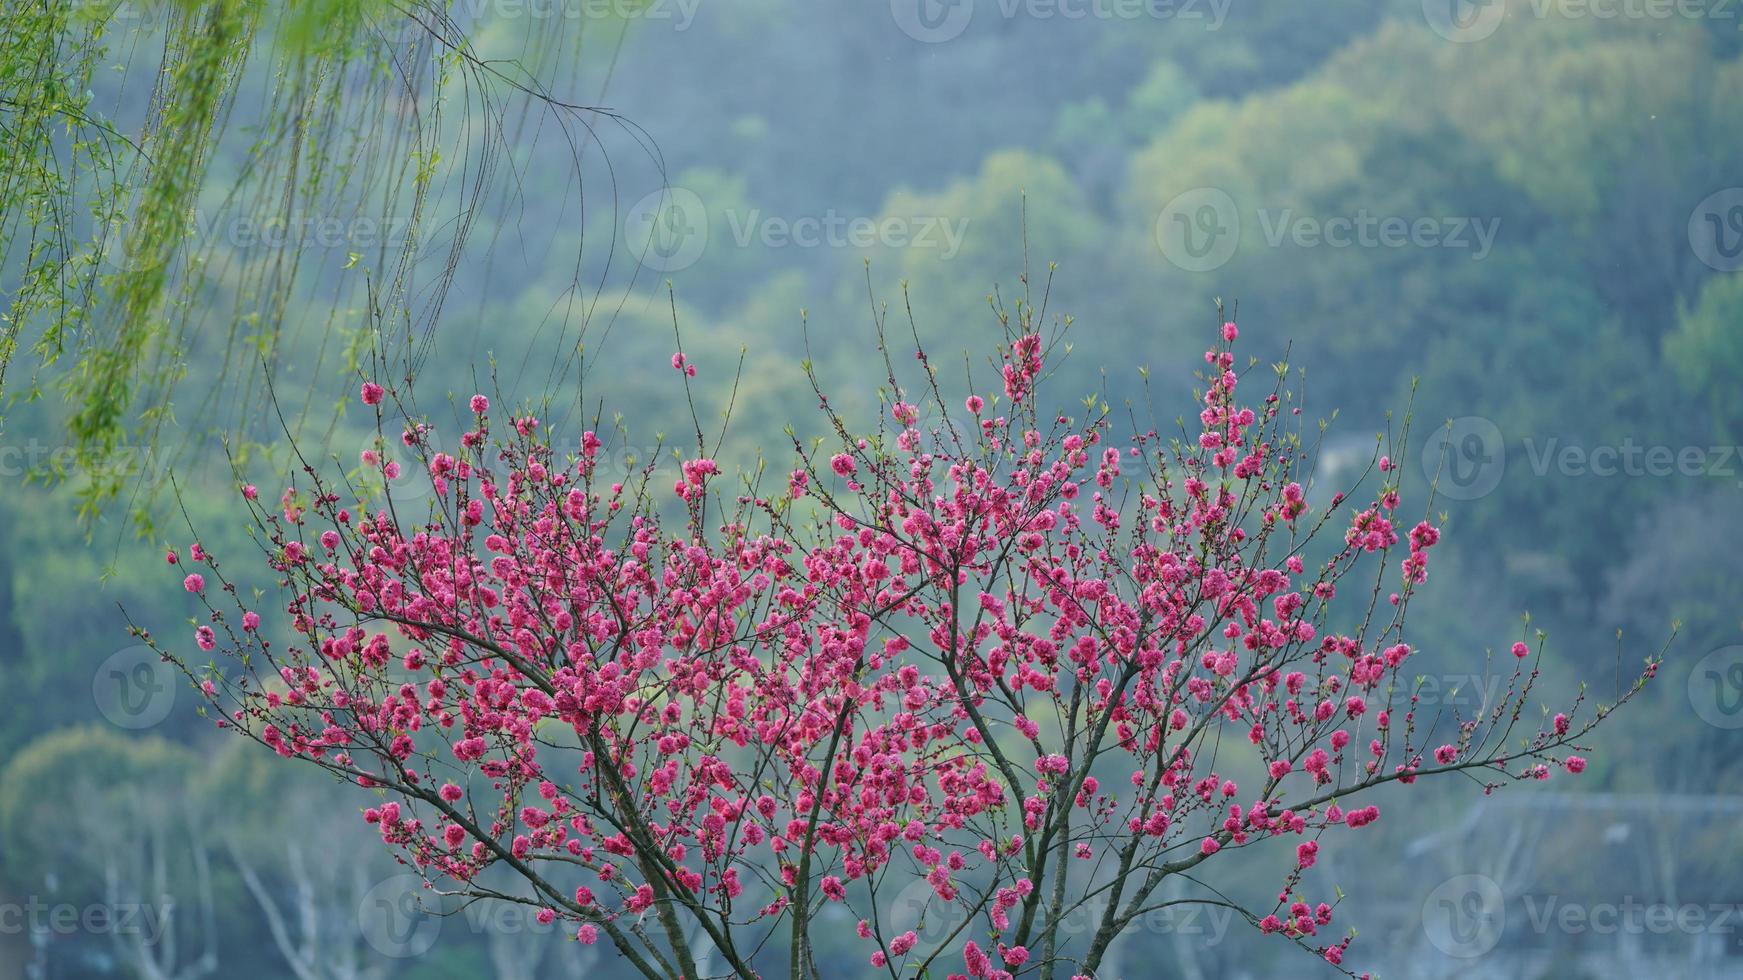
[2,1,1742,977]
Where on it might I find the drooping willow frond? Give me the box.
[0,0,656,531]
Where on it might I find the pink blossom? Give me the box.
[964,940,991,977]
[154,320,1653,979]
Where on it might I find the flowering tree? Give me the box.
[139,305,1658,979]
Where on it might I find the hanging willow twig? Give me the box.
[0,0,658,533]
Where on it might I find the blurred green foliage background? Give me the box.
[2,1,1741,976]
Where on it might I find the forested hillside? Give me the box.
[2,2,1739,977]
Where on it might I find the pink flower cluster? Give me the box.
[150,322,1652,978]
